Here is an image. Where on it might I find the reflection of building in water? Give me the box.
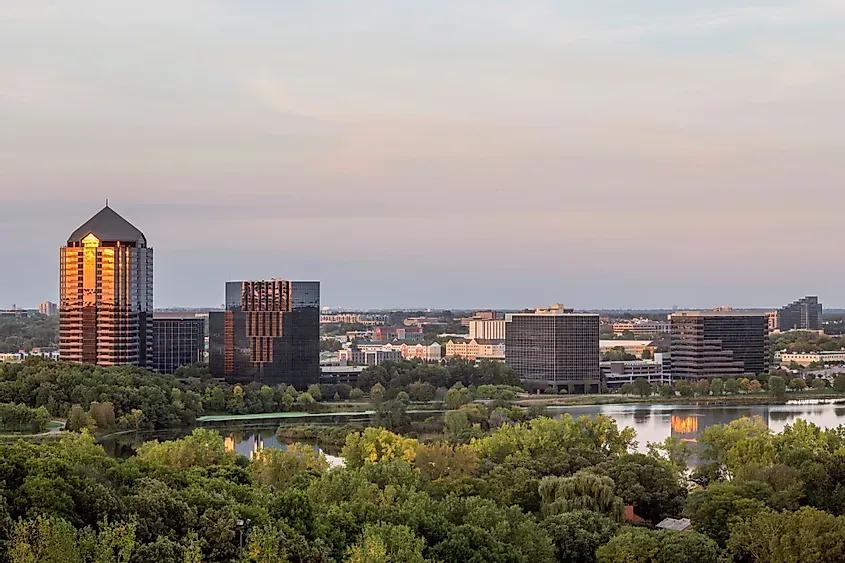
[670,415,699,437]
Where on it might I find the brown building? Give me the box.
[669,310,768,379]
[59,206,153,367]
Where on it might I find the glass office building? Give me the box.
[778,296,822,331]
[152,317,205,373]
[209,280,320,386]
[670,311,769,379]
[59,206,153,367]
[505,306,600,394]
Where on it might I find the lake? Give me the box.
[98,400,845,460]
[546,399,845,450]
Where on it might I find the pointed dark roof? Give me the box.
[67,206,146,245]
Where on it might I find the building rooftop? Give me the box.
[67,205,146,245]
[669,310,768,318]
[656,517,692,531]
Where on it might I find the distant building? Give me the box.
[505,305,600,393]
[372,326,424,343]
[669,311,768,379]
[468,319,506,341]
[152,317,205,373]
[601,355,672,389]
[776,350,845,367]
[599,340,656,358]
[320,365,366,385]
[398,342,443,362]
[38,301,58,316]
[209,280,320,386]
[612,319,670,337]
[778,296,823,331]
[445,339,506,360]
[766,311,779,333]
[320,313,387,326]
[338,346,402,366]
[59,205,153,367]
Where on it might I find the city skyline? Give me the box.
[3,1,845,309]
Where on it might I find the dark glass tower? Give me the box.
[59,206,153,367]
[208,280,320,386]
[670,311,769,379]
[778,296,822,331]
[152,317,205,373]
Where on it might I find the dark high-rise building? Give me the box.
[669,311,768,379]
[778,296,822,331]
[59,206,153,367]
[152,317,205,373]
[208,280,319,386]
[505,305,600,394]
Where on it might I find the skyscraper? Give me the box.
[505,304,600,394]
[208,279,320,386]
[778,296,823,331]
[59,205,153,367]
[669,311,768,379]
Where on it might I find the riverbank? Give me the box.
[516,392,845,408]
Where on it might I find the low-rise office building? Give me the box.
[602,353,672,389]
[600,340,656,358]
[612,319,669,337]
[445,339,505,360]
[468,319,506,340]
[776,350,845,366]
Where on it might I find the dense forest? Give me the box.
[0,315,57,353]
[1,414,844,561]
[0,358,520,432]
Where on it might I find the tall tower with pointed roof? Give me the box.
[59,205,153,367]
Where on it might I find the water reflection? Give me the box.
[547,400,845,451]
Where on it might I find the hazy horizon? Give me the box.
[2,2,844,310]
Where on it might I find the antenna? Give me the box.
[105,198,109,207]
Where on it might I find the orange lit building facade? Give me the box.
[59,206,153,367]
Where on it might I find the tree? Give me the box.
[748,379,762,393]
[65,404,94,432]
[88,401,116,430]
[632,378,652,397]
[724,378,739,395]
[296,392,315,408]
[684,481,768,546]
[350,388,365,400]
[727,507,845,563]
[250,443,329,489]
[347,523,426,563]
[306,384,322,401]
[596,528,718,563]
[709,378,724,396]
[8,515,82,563]
[541,510,618,563]
[834,374,845,393]
[539,471,624,521]
[444,410,471,440]
[788,378,807,391]
[598,453,687,524]
[811,377,827,390]
[137,428,235,469]
[768,375,787,399]
[369,383,385,403]
[341,427,418,468]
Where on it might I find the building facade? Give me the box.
[505,306,600,393]
[669,311,768,379]
[611,319,670,337]
[59,206,153,367]
[778,296,823,332]
[445,339,506,360]
[468,319,506,341]
[601,358,671,389]
[38,301,58,316]
[152,317,205,373]
[599,340,656,358]
[208,280,320,386]
[372,326,424,343]
[776,350,845,367]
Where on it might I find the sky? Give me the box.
[1,1,844,310]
